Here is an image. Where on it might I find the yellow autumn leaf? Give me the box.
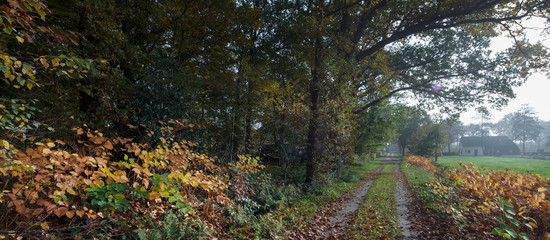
[66,188,76,195]
[148,191,161,200]
[42,148,51,154]
[40,222,50,230]
[0,140,9,149]
[51,57,60,66]
[46,142,55,148]
[537,187,546,192]
[39,58,49,69]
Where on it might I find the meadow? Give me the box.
[437,156,550,178]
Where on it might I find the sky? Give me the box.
[460,18,550,124]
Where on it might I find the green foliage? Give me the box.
[401,162,439,209]
[86,183,137,212]
[2,0,550,237]
[356,102,408,155]
[134,211,209,240]
[409,123,449,160]
[492,197,536,240]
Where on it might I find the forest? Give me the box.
[1,0,549,239]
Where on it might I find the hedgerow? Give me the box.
[431,162,549,239]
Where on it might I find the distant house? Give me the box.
[459,136,520,156]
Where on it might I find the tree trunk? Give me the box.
[77,4,100,124]
[304,28,322,184]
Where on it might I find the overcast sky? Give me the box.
[460,18,550,124]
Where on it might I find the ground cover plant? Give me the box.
[432,162,549,239]
[437,156,550,178]
[348,164,399,239]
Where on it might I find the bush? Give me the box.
[133,211,209,240]
[430,162,549,238]
[404,155,440,173]
[0,121,232,239]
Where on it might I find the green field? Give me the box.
[436,156,550,178]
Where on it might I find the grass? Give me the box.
[349,164,399,239]
[436,156,550,178]
[225,156,387,239]
[400,161,439,210]
[274,157,387,237]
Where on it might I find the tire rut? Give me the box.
[290,157,395,239]
[394,160,417,239]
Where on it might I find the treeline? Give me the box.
[2,0,547,182]
[1,0,549,237]
[449,105,550,153]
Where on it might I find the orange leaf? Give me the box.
[32,208,43,216]
[54,207,68,217]
[66,210,75,218]
[104,141,114,150]
[76,210,85,217]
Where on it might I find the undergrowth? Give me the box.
[402,155,550,239]
[222,156,385,238]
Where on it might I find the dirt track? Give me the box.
[290,157,416,239]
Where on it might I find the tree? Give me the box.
[397,110,428,157]
[493,114,515,139]
[464,123,491,137]
[356,101,408,156]
[510,105,542,154]
[291,0,549,183]
[443,120,465,153]
[409,123,449,162]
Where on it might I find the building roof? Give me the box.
[460,136,519,150]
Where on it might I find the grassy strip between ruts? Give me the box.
[437,156,550,178]
[280,158,387,229]
[227,157,387,239]
[348,163,399,239]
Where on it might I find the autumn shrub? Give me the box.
[404,154,440,173]
[221,154,300,238]
[431,162,550,239]
[0,121,234,239]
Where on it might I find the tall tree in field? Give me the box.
[510,105,542,154]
